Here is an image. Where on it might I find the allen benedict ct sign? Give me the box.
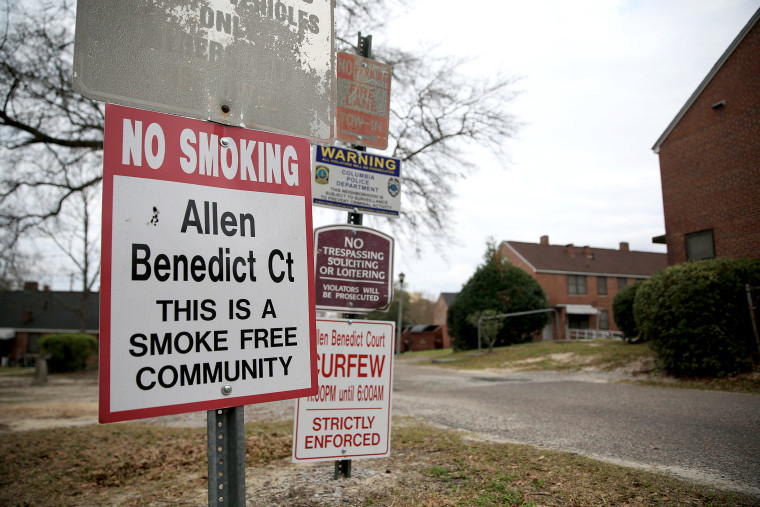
[99,104,317,423]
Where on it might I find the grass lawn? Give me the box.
[401,340,760,395]
[2,420,758,506]
[1,340,757,505]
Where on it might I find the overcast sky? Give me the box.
[26,1,759,296]
[313,0,760,299]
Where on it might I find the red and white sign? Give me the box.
[293,319,394,462]
[314,225,394,313]
[99,104,317,423]
[336,52,391,149]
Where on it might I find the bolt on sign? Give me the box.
[293,319,395,462]
[73,0,334,142]
[314,225,394,313]
[99,104,317,423]
[312,145,401,217]
[336,52,392,149]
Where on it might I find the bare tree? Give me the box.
[38,177,100,331]
[335,0,520,248]
[1,0,520,254]
[0,222,34,290]
[0,0,103,243]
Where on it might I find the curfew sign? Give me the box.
[293,319,394,462]
[99,104,317,423]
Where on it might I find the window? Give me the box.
[686,230,715,261]
[599,310,609,330]
[568,315,590,329]
[617,277,628,289]
[597,276,607,295]
[568,275,587,295]
[27,333,41,354]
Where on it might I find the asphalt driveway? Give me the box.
[391,361,760,496]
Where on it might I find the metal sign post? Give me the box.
[98,105,320,506]
[75,1,335,504]
[334,31,371,480]
[207,407,246,506]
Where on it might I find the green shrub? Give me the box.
[448,242,549,350]
[634,258,760,377]
[612,281,641,341]
[39,333,98,373]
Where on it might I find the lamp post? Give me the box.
[396,272,405,354]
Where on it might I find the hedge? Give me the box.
[447,250,548,350]
[612,281,641,341]
[39,333,98,373]
[634,258,760,377]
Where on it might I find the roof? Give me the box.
[438,292,459,306]
[0,290,99,333]
[410,324,441,333]
[502,241,667,278]
[557,304,599,315]
[652,7,760,153]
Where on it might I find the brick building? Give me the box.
[433,292,458,346]
[652,8,760,265]
[499,237,667,339]
[0,282,99,366]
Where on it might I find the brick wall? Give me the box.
[433,295,453,346]
[499,243,635,336]
[534,272,631,334]
[658,18,760,265]
[433,296,448,326]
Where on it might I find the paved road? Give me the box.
[391,361,760,496]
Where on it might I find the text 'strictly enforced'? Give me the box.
[293,319,395,462]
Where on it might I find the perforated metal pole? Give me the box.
[333,31,374,481]
[747,284,760,355]
[208,406,245,506]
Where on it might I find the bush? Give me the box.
[612,281,641,341]
[634,258,760,377]
[39,333,98,373]
[448,243,549,350]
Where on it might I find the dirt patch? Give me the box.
[244,457,420,506]
[0,372,100,433]
[0,375,437,505]
[0,371,298,433]
[512,352,585,366]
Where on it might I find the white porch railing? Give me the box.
[567,329,624,340]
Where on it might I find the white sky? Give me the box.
[315,0,760,299]
[29,0,759,297]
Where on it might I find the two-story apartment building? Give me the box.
[499,236,667,339]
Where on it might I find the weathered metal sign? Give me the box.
[336,52,391,149]
[312,145,401,217]
[73,0,334,142]
[314,225,394,313]
[293,318,394,462]
[99,104,317,423]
